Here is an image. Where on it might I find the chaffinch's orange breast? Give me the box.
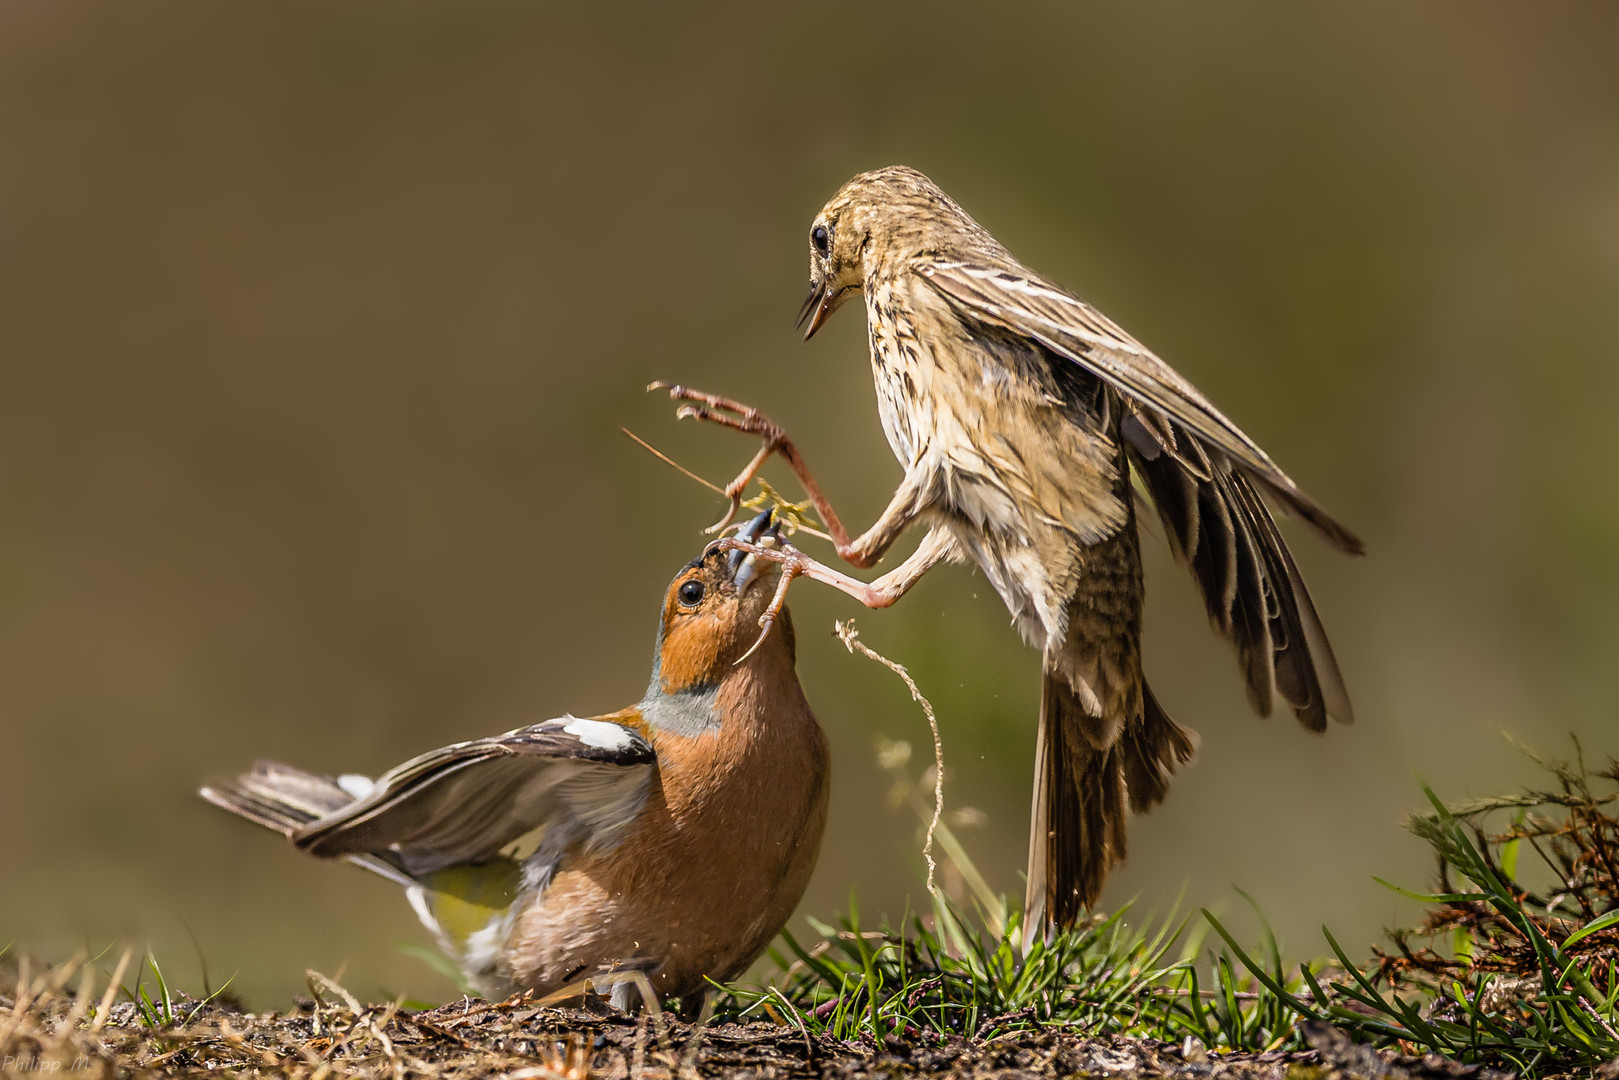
[507,633,829,998]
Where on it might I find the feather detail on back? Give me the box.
[917,258,1364,558]
[918,256,1354,727]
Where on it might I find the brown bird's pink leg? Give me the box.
[654,383,915,569]
[717,528,959,659]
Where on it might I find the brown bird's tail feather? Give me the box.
[1025,673,1125,932]
[1025,676,1197,935]
[1121,682,1200,814]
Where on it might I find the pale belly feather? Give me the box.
[864,282,1134,656]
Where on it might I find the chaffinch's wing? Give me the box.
[204,716,655,879]
[294,717,655,875]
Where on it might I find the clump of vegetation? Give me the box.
[1368,742,1619,1072]
[714,739,1619,1078]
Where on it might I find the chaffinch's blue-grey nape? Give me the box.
[201,510,829,1011]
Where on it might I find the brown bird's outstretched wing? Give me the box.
[202,716,656,878]
[918,257,1356,729]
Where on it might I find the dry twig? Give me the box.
[833,618,945,894]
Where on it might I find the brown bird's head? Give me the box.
[649,509,794,696]
[797,165,993,339]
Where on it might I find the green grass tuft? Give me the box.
[718,890,1318,1051]
[717,738,1619,1077]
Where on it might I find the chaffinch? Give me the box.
[201,510,829,1010]
[661,165,1360,934]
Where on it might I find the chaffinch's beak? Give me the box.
[729,508,782,592]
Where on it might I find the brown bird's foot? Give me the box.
[651,382,790,535]
[710,534,928,664]
[654,382,913,573]
[710,535,809,664]
[649,382,873,564]
[714,526,960,662]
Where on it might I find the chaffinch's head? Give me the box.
[648,509,794,698]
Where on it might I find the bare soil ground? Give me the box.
[1,989,1519,1080]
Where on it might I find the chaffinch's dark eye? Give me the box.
[678,580,705,607]
[811,225,830,256]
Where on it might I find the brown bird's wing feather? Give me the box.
[917,259,1362,554]
[919,257,1354,727]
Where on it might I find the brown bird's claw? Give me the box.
[658,385,787,446]
[713,536,808,665]
[653,383,791,535]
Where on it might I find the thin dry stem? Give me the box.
[834,618,945,894]
[90,948,131,1034]
[621,428,728,496]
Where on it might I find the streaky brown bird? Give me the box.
[663,165,1362,932]
[202,511,829,1009]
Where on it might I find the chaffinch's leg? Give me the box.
[717,527,961,662]
[675,988,713,1023]
[654,383,918,568]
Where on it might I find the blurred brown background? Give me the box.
[4,3,1618,1007]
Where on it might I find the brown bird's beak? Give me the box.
[796,281,833,340]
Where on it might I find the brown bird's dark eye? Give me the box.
[811,225,830,256]
[678,580,705,607]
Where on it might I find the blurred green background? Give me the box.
[4,2,1618,1007]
